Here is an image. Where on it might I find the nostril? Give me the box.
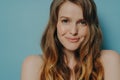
[69,27,78,35]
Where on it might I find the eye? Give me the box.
[78,19,87,26]
[61,19,69,24]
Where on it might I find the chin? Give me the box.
[64,46,80,52]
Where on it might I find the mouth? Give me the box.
[66,37,80,43]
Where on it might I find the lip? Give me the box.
[66,37,80,43]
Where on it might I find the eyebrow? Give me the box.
[59,16,85,21]
[59,16,70,19]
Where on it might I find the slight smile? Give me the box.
[66,37,80,43]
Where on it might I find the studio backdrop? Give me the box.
[0,0,120,80]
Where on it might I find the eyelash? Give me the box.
[61,19,87,26]
[61,19,69,23]
[78,20,87,25]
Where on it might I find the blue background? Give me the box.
[0,0,120,80]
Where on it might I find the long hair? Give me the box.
[40,0,104,80]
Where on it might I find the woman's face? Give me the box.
[57,1,89,52]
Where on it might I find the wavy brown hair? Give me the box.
[40,0,104,80]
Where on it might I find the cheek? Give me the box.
[80,27,89,36]
[57,23,67,35]
[84,28,90,41]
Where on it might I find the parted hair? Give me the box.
[40,0,104,80]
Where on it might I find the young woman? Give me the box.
[21,0,120,80]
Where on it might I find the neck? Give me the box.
[64,49,77,70]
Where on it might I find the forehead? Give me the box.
[58,1,83,19]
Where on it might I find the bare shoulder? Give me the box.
[21,54,44,80]
[100,50,120,64]
[100,50,120,80]
[22,54,44,66]
[100,50,120,62]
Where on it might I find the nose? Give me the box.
[69,24,78,35]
